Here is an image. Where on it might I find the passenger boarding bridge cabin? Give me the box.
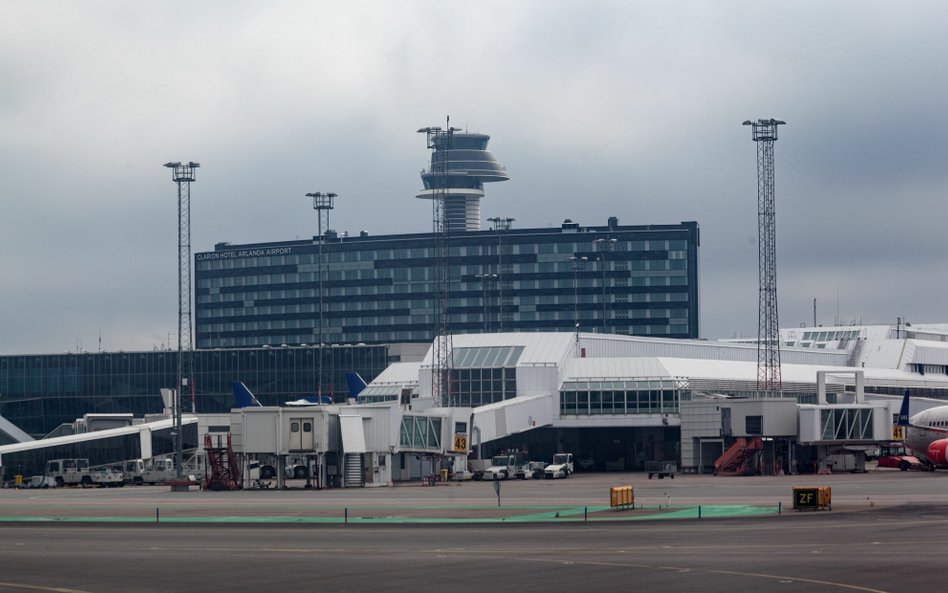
[681,371,900,474]
[228,404,476,488]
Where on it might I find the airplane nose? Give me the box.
[926,439,948,466]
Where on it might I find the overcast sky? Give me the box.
[1,1,947,355]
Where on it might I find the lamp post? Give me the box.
[164,160,199,485]
[305,192,336,399]
[487,217,514,331]
[570,256,587,330]
[594,238,617,333]
[475,273,498,332]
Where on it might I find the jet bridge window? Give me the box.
[745,415,763,435]
[820,408,874,441]
[399,416,442,450]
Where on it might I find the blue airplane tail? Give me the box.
[897,389,911,426]
[232,381,263,408]
[346,372,367,398]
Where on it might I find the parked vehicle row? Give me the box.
[21,458,179,488]
[468,452,575,481]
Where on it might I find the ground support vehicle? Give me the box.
[28,476,57,488]
[544,453,574,479]
[469,458,491,480]
[527,461,546,479]
[44,459,93,487]
[122,460,146,485]
[91,466,125,487]
[646,460,677,479]
[143,459,176,484]
[876,443,931,471]
[482,451,530,480]
[258,456,308,480]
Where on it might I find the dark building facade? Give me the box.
[0,345,389,438]
[194,217,700,348]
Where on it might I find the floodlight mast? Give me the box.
[487,217,515,331]
[744,118,785,395]
[570,255,588,330]
[164,160,199,485]
[594,238,618,333]
[305,191,337,399]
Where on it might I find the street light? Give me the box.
[164,160,199,487]
[305,192,337,399]
[570,256,587,330]
[487,217,514,331]
[475,273,499,332]
[594,238,617,333]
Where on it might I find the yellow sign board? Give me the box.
[792,486,832,511]
[892,425,905,441]
[453,434,468,452]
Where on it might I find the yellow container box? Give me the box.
[609,485,635,510]
[792,486,831,511]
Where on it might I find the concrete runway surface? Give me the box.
[0,470,946,592]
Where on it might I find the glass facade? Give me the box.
[399,415,443,451]
[194,219,700,348]
[820,408,875,441]
[0,345,389,438]
[559,379,690,416]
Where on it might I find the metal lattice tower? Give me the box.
[164,160,199,481]
[419,119,459,407]
[744,119,785,394]
[306,191,336,399]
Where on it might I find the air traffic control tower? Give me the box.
[416,131,509,232]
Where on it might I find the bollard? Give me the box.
[698,506,701,519]
[778,501,782,515]
[345,507,348,525]
[156,508,160,523]
[585,506,588,522]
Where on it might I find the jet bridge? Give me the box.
[470,394,554,451]
[395,394,553,454]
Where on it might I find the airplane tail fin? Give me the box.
[897,389,911,426]
[346,372,367,398]
[232,381,263,408]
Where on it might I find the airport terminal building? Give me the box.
[346,322,948,476]
[0,345,389,439]
[194,217,700,348]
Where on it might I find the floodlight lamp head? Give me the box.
[164,162,181,168]
[742,120,753,126]
[327,192,338,198]
[188,162,200,168]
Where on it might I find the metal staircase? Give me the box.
[713,437,763,476]
[203,433,243,491]
[344,453,364,487]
